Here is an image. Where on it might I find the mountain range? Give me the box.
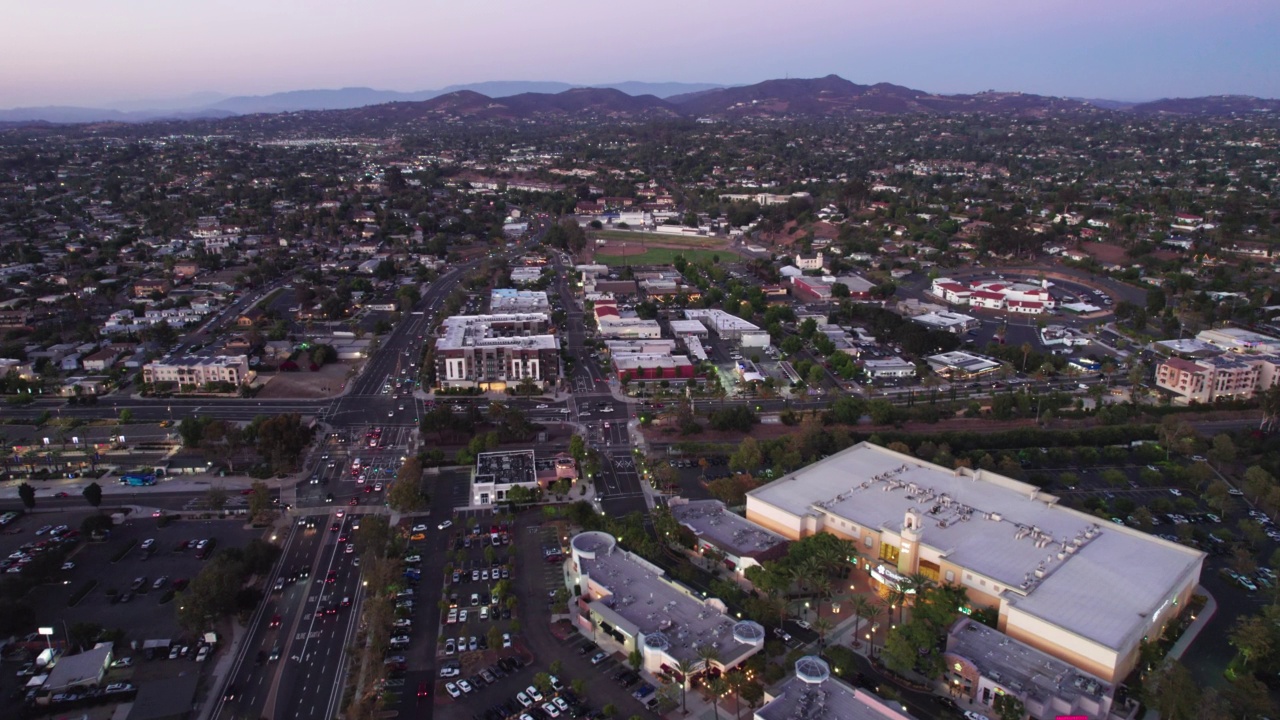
[0,81,723,124]
[3,75,1278,125]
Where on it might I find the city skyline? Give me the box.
[4,0,1279,109]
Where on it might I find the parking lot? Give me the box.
[0,508,260,716]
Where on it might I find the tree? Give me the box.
[1209,434,1237,465]
[705,677,729,720]
[247,481,272,519]
[728,436,762,474]
[1142,660,1200,720]
[82,482,102,508]
[205,485,229,512]
[992,693,1027,720]
[118,409,133,423]
[387,456,428,512]
[628,648,643,670]
[18,482,35,510]
[1231,614,1274,673]
[569,434,586,463]
[356,515,391,558]
[674,657,697,713]
[1225,674,1275,720]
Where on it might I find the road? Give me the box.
[212,509,364,720]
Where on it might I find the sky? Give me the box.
[3,0,1278,108]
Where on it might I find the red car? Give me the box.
[269,614,281,627]
[417,681,429,699]
[240,488,256,495]
[348,497,359,506]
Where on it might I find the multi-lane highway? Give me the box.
[212,509,364,720]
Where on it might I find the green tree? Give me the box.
[205,486,229,513]
[569,434,586,462]
[18,482,35,510]
[118,409,133,423]
[1142,660,1200,720]
[992,693,1027,720]
[628,648,643,670]
[82,482,102,508]
[729,436,763,473]
[247,481,272,519]
[356,514,391,558]
[387,456,428,512]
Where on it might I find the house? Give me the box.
[133,279,171,298]
[236,307,266,327]
[794,252,824,271]
[81,347,121,372]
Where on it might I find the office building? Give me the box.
[435,313,560,391]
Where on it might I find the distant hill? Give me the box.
[668,74,1095,117]
[0,106,235,124]
[1128,95,1280,116]
[4,75,1278,125]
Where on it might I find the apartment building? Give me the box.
[435,313,560,391]
[142,355,252,387]
[1155,354,1280,403]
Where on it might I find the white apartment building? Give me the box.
[143,355,252,387]
[1155,354,1280,404]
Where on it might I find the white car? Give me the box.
[411,524,428,533]
[1169,488,1182,496]
[438,520,453,530]
[536,404,549,409]
[61,561,75,571]
[503,633,512,648]
[345,543,355,554]
[140,538,155,551]
[445,682,461,698]
[527,686,543,702]
[964,712,991,720]
[458,679,473,693]
[195,645,211,662]
[543,703,561,718]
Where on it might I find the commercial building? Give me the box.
[791,274,875,301]
[745,442,1204,683]
[41,644,113,693]
[909,311,979,334]
[509,266,543,285]
[490,288,549,313]
[684,309,771,347]
[435,313,560,391]
[1039,325,1091,347]
[142,354,253,387]
[944,618,1133,720]
[594,299,662,339]
[930,278,1056,315]
[566,531,764,682]
[469,450,577,506]
[862,356,918,379]
[669,499,790,575]
[756,657,916,720]
[925,351,1002,379]
[1196,327,1280,355]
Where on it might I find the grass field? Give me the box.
[594,247,728,266]
[591,229,725,247]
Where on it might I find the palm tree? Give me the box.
[705,677,729,720]
[846,594,874,646]
[884,586,907,626]
[862,600,886,654]
[673,658,698,714]
[725,670,748,720]
[696,644,721,677]
[812,616,834,647]
[1020,341,1032,372]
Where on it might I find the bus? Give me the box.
[120,474,157,486]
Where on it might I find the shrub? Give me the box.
[68,579,98,607]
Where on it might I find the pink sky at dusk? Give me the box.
[2,0,1277,108]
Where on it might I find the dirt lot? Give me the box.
[255,361,352,400]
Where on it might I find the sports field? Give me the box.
[594,247,727,266]
[591,229,724,248]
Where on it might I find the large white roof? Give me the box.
[747,442,1203,652]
